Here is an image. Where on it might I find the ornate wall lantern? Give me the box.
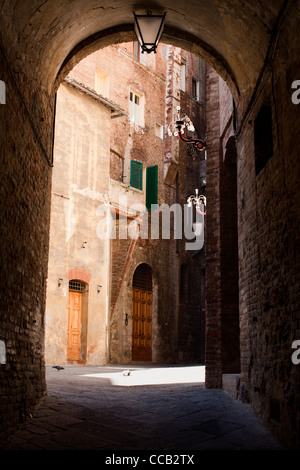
[168,106,206,152]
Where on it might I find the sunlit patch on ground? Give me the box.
[81,365,205,386]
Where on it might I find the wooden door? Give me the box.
[67,291,82,361]
[132,288,152,361]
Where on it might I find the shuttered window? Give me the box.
[146,165,158,210]
[130,160,143,190]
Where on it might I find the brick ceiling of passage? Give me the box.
[0,0,284,95]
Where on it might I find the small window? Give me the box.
[146,165,158,210]
[129,90,144,126]
[95,68,110,97]
[133,42,146,66]
[192,78,200,101]
[69,280,86,293]
[133,264,152,291]
[110,150,125,183]
[180,63,186,92]
[155,123,164,139]
[161,44,167,58]
[130,160,143,190]
[254,103,273,175]
[133,41,139,61]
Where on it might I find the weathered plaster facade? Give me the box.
[45,80,122,365]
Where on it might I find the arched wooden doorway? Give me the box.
[132,264,153,362]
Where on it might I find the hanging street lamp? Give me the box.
[133,11,166,54]
[187,189,206,213]
[187,189,207,235]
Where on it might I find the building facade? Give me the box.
[45,42,207,366]
[45,78,125,365]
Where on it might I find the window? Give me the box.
[133,42,146,66]
[130,161,158,208]
[180,63,186,92]
[69,280,86,293]
[95,68,109,97]
[133,41,139,61]
[130,160,143,190]
[110,150,125,183]
[155,123,164,139]
[129,90,144,126]
[161,44,167,58]
[146,165,158,210]
[192,78,200,101]
[254,103,273,175]
[130,91,139,124]
[133,263,152,291]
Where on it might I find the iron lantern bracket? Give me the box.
[175,121,206,151]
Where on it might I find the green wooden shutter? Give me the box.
[146,165,158,210]
[130,160,143,190]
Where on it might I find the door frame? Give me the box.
[131,263,156,362]
[132,287,153,361]
[67,279,88,364]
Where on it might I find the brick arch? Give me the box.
[68,268,91,284]
[131,149,147,163]
[54,25,240,103]
[224,135,237,164]
[132,263,153,291]
[128,260,159,289]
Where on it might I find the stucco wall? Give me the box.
[45,82,112,365]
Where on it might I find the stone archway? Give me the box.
[0,0,299,449]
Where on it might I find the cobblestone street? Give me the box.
[3,365,284,451]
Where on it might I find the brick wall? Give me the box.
[235,6,300,447]
[175,50,207,363]
[205,66,223,387]
[0,48,51,442]
[204,4,300,448]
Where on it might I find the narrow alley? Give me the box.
[4,365,283,451]
[1,1,299,452]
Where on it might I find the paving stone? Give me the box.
[3,365,285,451]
